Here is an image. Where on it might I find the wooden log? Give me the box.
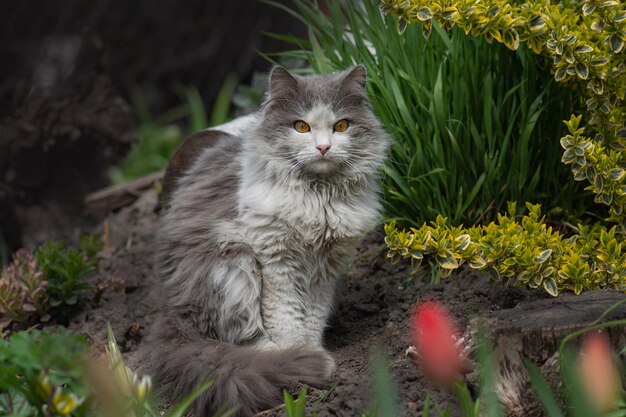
[84,129,231,215]
[84,171,163,215]
[488,290,626,362]
[476,290,626,416]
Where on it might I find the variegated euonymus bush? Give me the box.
[381,0,626,295]
[386,203,626,295]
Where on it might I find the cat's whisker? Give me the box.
[333,92,366,110]
[276,160,304,185]
[350,149,385,159]
[341,159,369,182]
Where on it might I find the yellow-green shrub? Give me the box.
[380,0,625,225]
[385,202,626,295]
[380,0,626,294]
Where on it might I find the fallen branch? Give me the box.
[84,171,163,215]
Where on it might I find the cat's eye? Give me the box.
[294,120,311,133]
[333,119,349,132]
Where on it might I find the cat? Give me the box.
[149,65,389,416]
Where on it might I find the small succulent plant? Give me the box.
[0,250,50,333]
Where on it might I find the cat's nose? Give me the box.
[316,144,331,156]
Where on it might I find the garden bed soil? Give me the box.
[66,188,625,417]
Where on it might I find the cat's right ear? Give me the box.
[269,66,298,98]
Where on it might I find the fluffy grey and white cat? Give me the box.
[150,65,389,416]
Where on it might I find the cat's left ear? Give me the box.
[341,65,367,89]
[269,66,299,98]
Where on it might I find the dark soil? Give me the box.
[62,187,561,417]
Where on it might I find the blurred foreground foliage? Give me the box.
[0,327,215,417]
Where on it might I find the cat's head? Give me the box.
[253,66,388,180]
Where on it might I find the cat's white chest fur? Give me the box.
[239,177,379,242]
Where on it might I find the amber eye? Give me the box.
[294,120,311,133]
[333,119,349,132]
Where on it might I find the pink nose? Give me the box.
[316,144,331,155]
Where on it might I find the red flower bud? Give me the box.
[410,300,468,385]
[578,330,622,413]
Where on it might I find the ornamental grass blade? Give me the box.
[523,359,565,417]
[165,380,219,417]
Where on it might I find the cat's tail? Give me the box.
[146,322,334,416]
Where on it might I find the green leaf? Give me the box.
[528,15,546,32]
[283,387,307,417]
[590,55,608,66]
[416,7,433,21]
[535,249,553,263]
[588,78,604,94]
[523,359,565,417]
[208,75,237,127]
[562,149,576,164]
[469,256,487,269]
[397,17,408,35]
[600,0,618,7]
[575,45,593,53]
[554,67,567,81]
[165,381,217,417]
[606,34,625,53]
[370,352,400,417]
[575,63,589,79]
[582,3,595,15]
[442,6,459,20]
[543,278,559,296]
[503,29,520,50]
[595,174,604,190]
[455,234,471,251]
[610,168,625,181]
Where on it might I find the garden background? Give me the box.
[1,0,625,416]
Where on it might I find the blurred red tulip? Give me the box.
[411,300,467,385]
[578,330,622,413]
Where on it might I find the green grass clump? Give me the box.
[35,236,101,316]
[109,87,205,184]
[109,79,237,185]
[269,0,586,226]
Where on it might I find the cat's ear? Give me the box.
[269,66,298,98]
[341,65,367,89]
[336,65,368,108]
